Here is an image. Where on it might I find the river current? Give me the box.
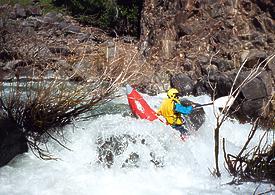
[0,89,273,195]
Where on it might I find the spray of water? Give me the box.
[0,91,272,195]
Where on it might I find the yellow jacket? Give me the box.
[157,98,183,125]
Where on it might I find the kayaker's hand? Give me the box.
[156,110,161,116]
[185,106,193,115]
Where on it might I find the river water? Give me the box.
[0,89,273,195]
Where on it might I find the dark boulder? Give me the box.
[198,72,233,98]
[170,73,194,96]
[212,58,234,72]
[214,73,234,97]
[0,118,28,167]
[193,79,209,96]
[234,70,273,119]
[201,68,273,124]
[244,50,267,68]
[193,69,273,124]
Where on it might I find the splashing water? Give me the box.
[0,90,273,195]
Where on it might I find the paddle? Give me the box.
[193,95,235,109]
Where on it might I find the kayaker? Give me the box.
[157,88,193,139]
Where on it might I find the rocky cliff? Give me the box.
[139,0,274,126]
[0,1,274,126]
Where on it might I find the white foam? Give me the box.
[0,93,273,195]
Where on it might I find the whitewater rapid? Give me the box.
[0,90,273,195]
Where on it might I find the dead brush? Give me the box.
[0,42,145,160]
[223,122,274,184]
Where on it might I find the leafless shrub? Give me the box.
[222,93,274,184]
[0,42,144,159]
[209,54,275,177]
[223,120,274,184]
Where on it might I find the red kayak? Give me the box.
[126,84,188,141]
[126,84,159,121]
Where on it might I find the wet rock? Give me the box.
[198,67,274,122]
[150,152,164,167]
[240,99,264,117]
[122,152,140,168]
[214,73,234,97]
[96,134,131,168]
[225,70,272,120]
[197,72,233,98]
[96,134,164,168]
[0,118,28,167]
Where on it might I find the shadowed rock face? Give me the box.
[0,118,28,167]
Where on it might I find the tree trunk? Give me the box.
[214,125,221,177]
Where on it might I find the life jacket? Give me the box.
[158,98,183,125]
